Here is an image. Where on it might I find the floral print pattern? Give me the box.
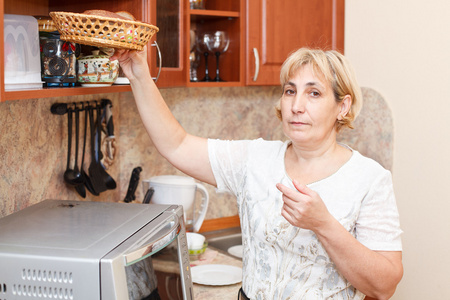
[208,138,402,299]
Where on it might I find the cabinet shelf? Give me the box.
[3,85,132,101]
[186,81,241,88]
[188,1,244,86]
[189,9,240,19]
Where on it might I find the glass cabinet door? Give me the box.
[148,0,186,87]
[157,0,180,68]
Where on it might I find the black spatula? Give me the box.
[88,105,110,194]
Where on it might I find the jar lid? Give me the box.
[78,50,111,60]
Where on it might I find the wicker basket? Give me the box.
[49,11,159,51]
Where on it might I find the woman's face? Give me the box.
[280,64,345,147]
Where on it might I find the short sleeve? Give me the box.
[355,170,403,251]
[208,139,249,195]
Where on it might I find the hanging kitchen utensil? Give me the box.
[88,104,116,194]
[73,106,86,197]
[124,166,142,203]
[88,105,108,194]
[102,99,115,161]
[63,107,74,186]
[96,104,116,190]
[63,106,84,195]
[80,104,98,196]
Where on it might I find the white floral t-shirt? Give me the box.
[208,138,402,300]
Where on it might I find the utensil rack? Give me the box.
[50,99,112,115]
[50,98,116,198]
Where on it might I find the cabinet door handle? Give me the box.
[152,41,162,82]
[252,48,260,82]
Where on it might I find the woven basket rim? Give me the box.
[49,11,159,32]
[49,11,159,50]
[61,36,145,50]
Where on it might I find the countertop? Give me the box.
[152,227,243,299]
[192,248,242,299]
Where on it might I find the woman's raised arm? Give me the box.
[111,49,216,186]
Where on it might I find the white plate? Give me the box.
[191,264,242,286]
[227,245,243,258]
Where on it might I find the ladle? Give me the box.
[73,106,86,197]
[64,106,85,192]
[63,108,76,186]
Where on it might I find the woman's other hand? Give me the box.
[110,47,149,82]
[278,180,403,299]
[277,180,332,231]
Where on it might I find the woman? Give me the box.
[111,47,403,299]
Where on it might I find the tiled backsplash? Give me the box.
[0,86,284,219]
[0,86,392,221]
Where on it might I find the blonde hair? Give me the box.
[275,48,362,132]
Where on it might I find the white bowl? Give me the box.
[187,232,206,250]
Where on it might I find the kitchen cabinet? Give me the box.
[1,0,144,101]
[0,0,183,101]
[186,0,245,87]
[0,0,344,101]
[153,0,246,88]
[0,0,244,101]
[246,0,345,86]
[148,0,186,88]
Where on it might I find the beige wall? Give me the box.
[0,87,283,219]
[345,1,450,298]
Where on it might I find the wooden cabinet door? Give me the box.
[246,0,345,86]
[147,0,187,87]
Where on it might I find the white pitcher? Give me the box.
[142,175,209,232]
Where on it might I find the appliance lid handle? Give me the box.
[123,215,181,265]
